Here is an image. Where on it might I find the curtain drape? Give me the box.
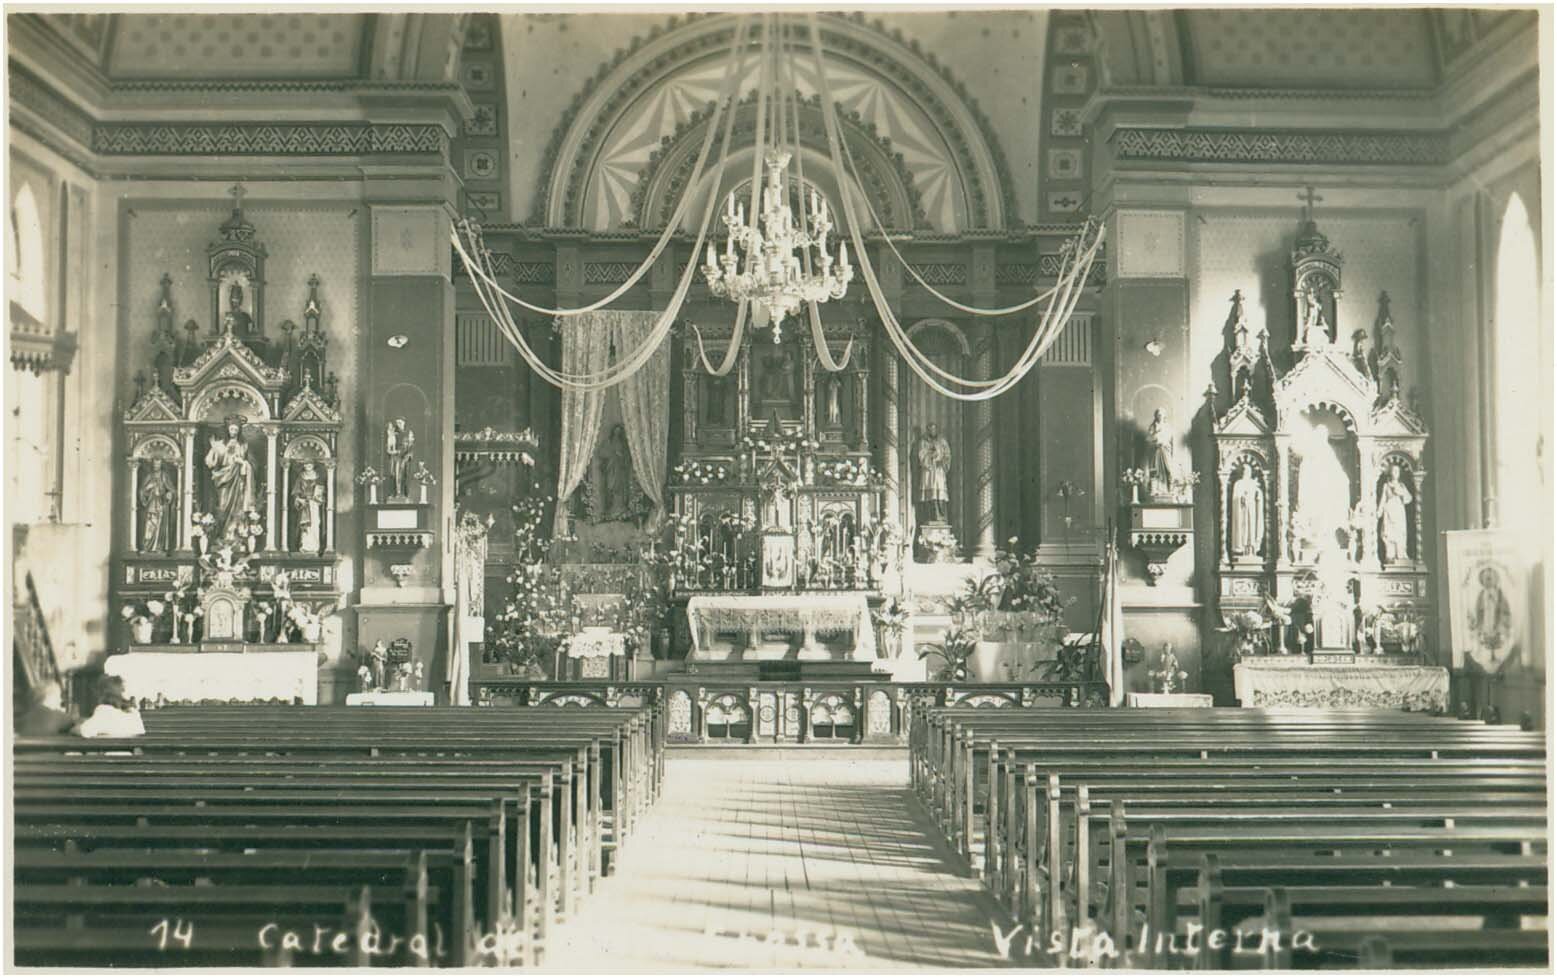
[553,318,612,534]
[554,311,669,534]
[614,311,671,527]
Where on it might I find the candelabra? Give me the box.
[703,150,853,339]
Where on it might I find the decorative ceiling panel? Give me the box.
[109,14,364,79]
[586,50,962,232]
[1184,10,1437,90]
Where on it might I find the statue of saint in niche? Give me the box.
[915,423,951,524]
[823,374,843,428]
[599,424,635,521]
[1377,463,1413,562]
[204,416,256,544]
[139,458,178,554]
[221,280,255,337]
[385,418,415,500]
[1229,463,1265,558]
[1143,410,1178,497]
[292,462,326,554]
[758,346,798,404]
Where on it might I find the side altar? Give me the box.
[1209,209,1444,710]
[111,195,343,703]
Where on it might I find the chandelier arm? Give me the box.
[454,27,747,391]
[454,15,750,318]
[808,14,1098,401]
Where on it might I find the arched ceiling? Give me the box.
[522,14,1030,233]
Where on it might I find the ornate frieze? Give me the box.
[1114,127,1449,167]
[92,122,445,157]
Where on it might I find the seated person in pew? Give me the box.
[74,675,144,739]
[15,677,72,736]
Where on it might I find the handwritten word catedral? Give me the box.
[991,921,1318,964]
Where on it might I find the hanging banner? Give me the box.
[1445,529,1533,674]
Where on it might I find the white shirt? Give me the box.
[77,705,146,738]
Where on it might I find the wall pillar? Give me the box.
[878,348,902,528]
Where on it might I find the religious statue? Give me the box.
[222,281,254,336]
[760,347,797,403]
[291,462,325,554]
[915,423,951,524]
[1144,410,1178,498]
[386,418,415,500]
[368,640,388,691]
[1298,282,1329,346]
[1229,463,1265,558]
[600,424,634,521]
[204,416,256,544]
[823,374,843,428]
[139,458,178,554]
[1377,463,1413,562]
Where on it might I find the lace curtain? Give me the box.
[554,311,669,533]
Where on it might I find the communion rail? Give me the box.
[469,679,1109,746]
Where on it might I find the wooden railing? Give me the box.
[12,570,63,707]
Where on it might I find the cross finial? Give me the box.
[228,184,247,209]
[1298,186,1323,220]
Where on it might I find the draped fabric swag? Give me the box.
[553,311,669,534]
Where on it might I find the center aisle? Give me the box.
[543,753,1016,970]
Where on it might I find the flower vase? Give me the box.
[1130,484,1141,505]
[368,483,380,505]
[302,622,322,644]
[418,484,430,504]
[131,619,154,645]
[169,615,181,645]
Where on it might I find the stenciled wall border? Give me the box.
[1113,127,1450,167]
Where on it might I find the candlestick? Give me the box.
[706,242,716,267]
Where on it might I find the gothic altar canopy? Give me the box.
[1212,212,1430,658]
[116,191,343,656]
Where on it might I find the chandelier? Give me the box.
[703,148,852,337]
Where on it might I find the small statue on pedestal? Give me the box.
[139,459,178,554]
[1377,464,1413,563]
[1143,410,1178,499]
[385,418,415,501]
[1229,463,1265,559]
[915,423,951,524]
[368,640,388,691]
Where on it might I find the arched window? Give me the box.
[1492,192,1542,523]
[9,182,47,323]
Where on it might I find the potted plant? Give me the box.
[964,539,1072,681]
[919,624,978,682]
[872,595,914,662]
[356,467,382,505]
[1217,609,1272,660]
[1120,468,1147,505]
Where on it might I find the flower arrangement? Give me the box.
[817,457,879,487]
[741,429,818,458]
[242,509,264,552]
[355,467,381,487]
[919,624,978,682]
[284,601,333,644]
[872,596,914,657]
[413,461,437,486]
[1149,645,1189,694]
[120,598,167,643]
[190,512,216,553]
[1120,468,1147,504]
[1218,609,1272,658]
[488,484,578,674]
[673,459,730,486]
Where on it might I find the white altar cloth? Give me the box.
[1128,692,1214,709]
[567,630,626,659]
[1234,658,1448,712]
[106,651,318,705]
[686,593,876,661]
[346,691,435,707]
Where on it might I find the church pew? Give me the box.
[12,848,446,967]
[12,883,374,968]
[11,772,536,941]
[1192,860,1549,969]
[16,735,600,918]
[9,753,586,915]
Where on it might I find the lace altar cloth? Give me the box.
[106,651,318,706]
[568,630,627,659]
[686,593,876,661]
[1234,659,1449,713]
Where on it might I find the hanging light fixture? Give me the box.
[702,15,851,341]
[703,149,852,337]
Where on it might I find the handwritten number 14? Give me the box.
[149,918,194,950]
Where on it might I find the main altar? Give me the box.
[111,194,343,704]
[665,322,896,665]
[1209,209,1446,710]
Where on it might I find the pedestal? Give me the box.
[914,521,958,563]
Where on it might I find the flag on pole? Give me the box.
[1098,538,1126,707]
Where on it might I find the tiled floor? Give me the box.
[543,754,1015,970]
